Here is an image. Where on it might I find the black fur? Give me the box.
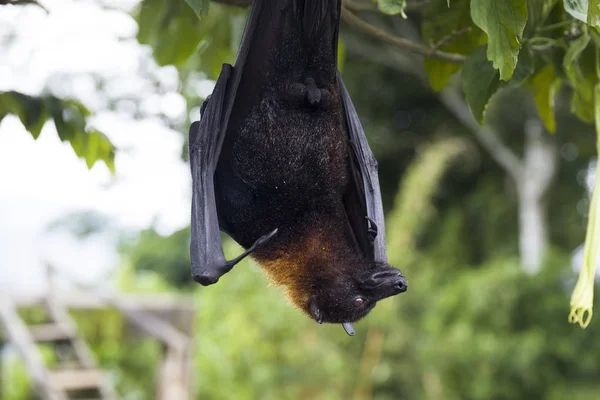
[189,0,407,332]
[214,0,346,251]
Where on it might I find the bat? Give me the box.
[188,0,407,336]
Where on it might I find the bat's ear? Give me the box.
[308,297,323,324]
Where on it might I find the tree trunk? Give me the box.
[517,119,557,274]
[518,194,548,274]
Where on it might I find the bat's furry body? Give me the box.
[189,0,407,333]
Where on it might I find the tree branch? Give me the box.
[439,87,524,180]
[344,0,378,12]
[211,0,251,6]
[341,7,466,64]
[431,27,472,50]
[345,0,430,13]
[211,0,429,10]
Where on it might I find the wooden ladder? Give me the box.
[0,293,118,400]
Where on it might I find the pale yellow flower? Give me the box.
[569,84,600,328]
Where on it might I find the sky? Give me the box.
[0,0,213,294]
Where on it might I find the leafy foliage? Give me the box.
[377,0,408,18]
[136,0,245,78]
[422,0,598,131]
[470,0,528,81]
[564,0,600,26]
[563,30,596,123]
[590,0,600,27]
[422,4,600,314]
[120,227,194,289]
[528,64,560,133]
[462,46,501,122]
[0,91,115,172]
[184,0,210,18]
[421,0,484,90]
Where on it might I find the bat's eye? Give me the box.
[352,297,366,308]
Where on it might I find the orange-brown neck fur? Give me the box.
[254,216,361,315]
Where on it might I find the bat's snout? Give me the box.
[362,268,408,299]
[374,269,407,292]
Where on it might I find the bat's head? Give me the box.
[305,262,407,328]
[258,230,407,335]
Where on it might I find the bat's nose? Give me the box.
[395,275,408,293]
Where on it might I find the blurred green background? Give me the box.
[1,0,600,399]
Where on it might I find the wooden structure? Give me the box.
[0,267,195,400]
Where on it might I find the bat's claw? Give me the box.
[366,216,378,243]
[254,228,279,247]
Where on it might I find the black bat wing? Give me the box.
[338,73,389,264]
[188,0,278,286]
[189,66,240,286]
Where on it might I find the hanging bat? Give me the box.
[188,0,407,336]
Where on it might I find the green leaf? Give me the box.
[137,0,203,66]
[378,0,408,18]
[525,0,558,37]
[589,0,600,27]
[184,0,210,19]
[462,46,501,123]
[422,0,483,91]
[563,31,590,71]
[471,0,528,81]
[528,64,560,133]
[506,46,535,87]
[136,0,163,46]
[153,11,203,66]
[563,0,600,27]
[563,32,596,122]
[85,130,116,173]
[136,0,237,71]
[0,91,47,138]
[564,0,589,23]
[0,91,116,172]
